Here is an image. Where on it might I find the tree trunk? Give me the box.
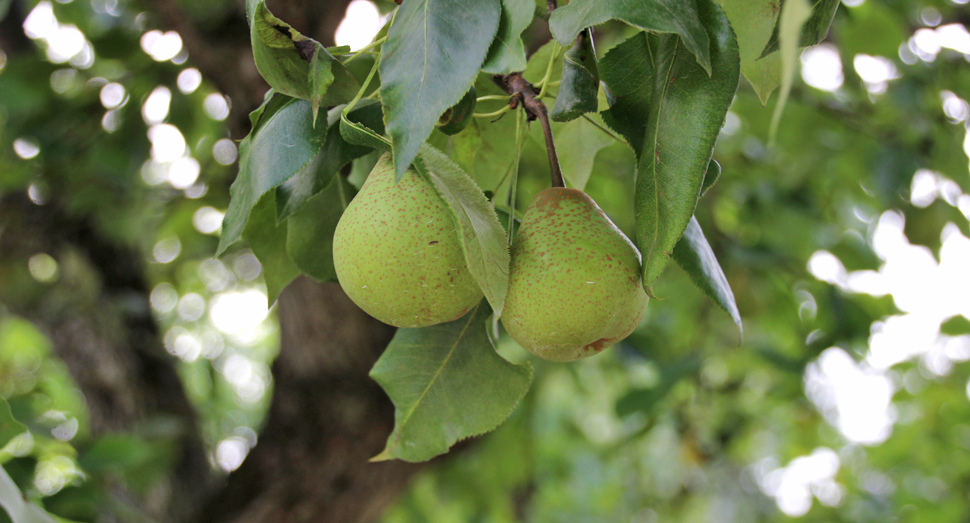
[192,278,421,523]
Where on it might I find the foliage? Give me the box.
[2,0,970,521]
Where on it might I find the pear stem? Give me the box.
[494,72,566,188]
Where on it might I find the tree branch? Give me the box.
[495,73,566,188]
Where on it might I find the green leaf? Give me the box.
[609,0,739,292]
[276,100,385,219]
[700,158,721,197]
[549,0,712,75]
[599,36,653,156]
[759,0,840,58]
[0,397,26,450]
[218,99,329,255]
[720,0,782,105]
[536,116,613,191]
[370,303,532,462]
[248,1,359,107]
[243,193,300,304]
[616,356,700,416]
[672,217,742,339]
[523,40,565,86]
[550,29,600,122]
[768,0,812,145]
[941,315,970,336]
[0,466,59,523]
[285,176,356,282]
[380,0,501,179]
[339,111,392,151]
[413,144,510,317]
[482,0,534,74]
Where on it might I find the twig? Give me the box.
[494,73,565,188]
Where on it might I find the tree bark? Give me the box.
[192,278,421,523]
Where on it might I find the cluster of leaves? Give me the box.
[217,0,845,462]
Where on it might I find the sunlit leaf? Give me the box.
[759,0,840,58]
[380,0,500,179]
[720,0,782,105]
[549,0,712,75]
[370,303,532,462]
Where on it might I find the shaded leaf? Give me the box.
[616,356,700,416]
[532,116,613,191]
[672,217,742,339]
[0,466,59,523]
[339,111,392,151]
[276,100,385,219]
[700,158,721,197]
[414,144,510,317]
[380,0,500,179]
[370,303,532,462]
[248,1,358,108]
[436,86,477,136]
[549,0,712,75]
[551,29,600,122]
[218,99,328,254]
[482,0,534,74]
[285,176,356,282]
[612,0,739,292]
[0,397,26,449]
[720,0,782,105]
[759,0,840,58]
[599,35,653,156]
[243,193,300,304]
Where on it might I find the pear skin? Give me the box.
[502,188,648,361]
[333,153,483,327]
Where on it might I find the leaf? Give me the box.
[0,466,60,523]
[285,176,356,282]
[380,0,500,179]
[551,29,600,122]
[599,36,653,156]
[700,158,721,197]
[672,217,742,339]
[523,40,565,86]
[243,193,300,304]
[481,0,534,74]
[370,303,532,462]
[616,356,700,416]
[249,1,358,108]
[759,0,840,58]
[413,144,510,317]
[339,111,392,151]
[941,315,970,336]
[532,116,613,191]
[719,0,782,105]
[549,0,712,75]
[0,397,26,449]
[276,100,385,219]
[608,0,739,292]
[768,0,812,145]
[218,99,329,255]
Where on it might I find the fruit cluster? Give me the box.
[333,153,648,362]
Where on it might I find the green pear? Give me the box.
[332,153,483,328]
[502,188,648,361]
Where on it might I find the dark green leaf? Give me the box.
[339,111,392,151]
[941,315,970,336]
[370,303,532,462]
[720,0,782,105]
[482,0,534,74]
[672,217,742,339]
[551,29,600,122]
[243,193,300,304]
[285,176,356,282]
[436,87,477,136]
[218,99,328,254]
[759,0,840,58]
[380,0,500,179]
[413,144,510,316]
[599,35,652,156]
[700,158,721,197]
[610,0,739,292]
[549,0,712,75]
[249,1,358,107]
[0,397,26,450]
[276,100,385,219]
[0,466,59,523]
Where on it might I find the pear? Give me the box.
[332,153,483,328]
[502,188,648,361]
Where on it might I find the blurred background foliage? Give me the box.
[1,0,970,521]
